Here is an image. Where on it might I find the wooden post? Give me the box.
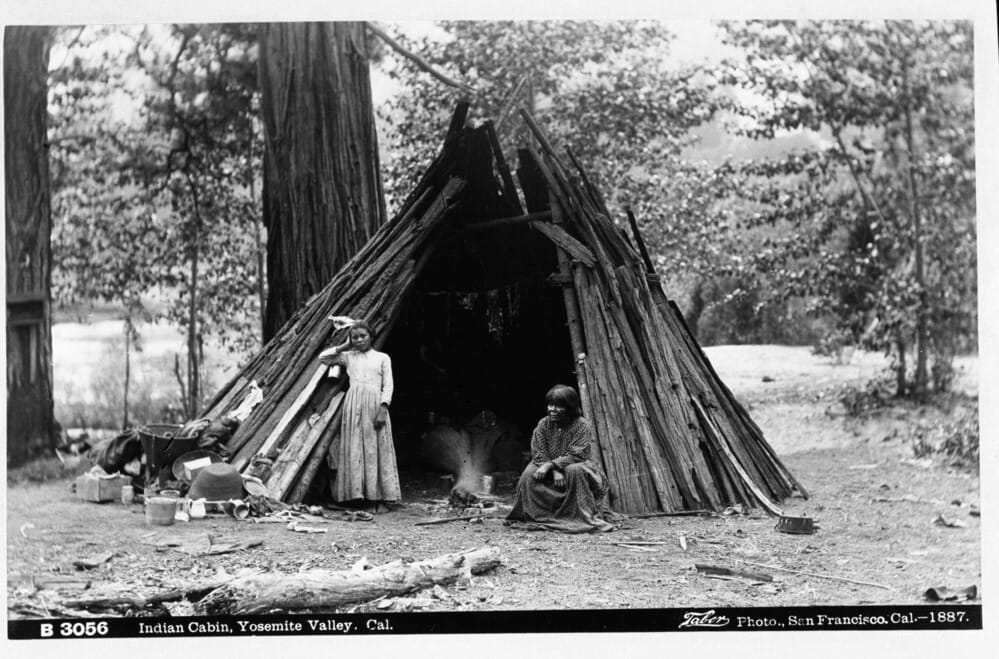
[548,194,592,422]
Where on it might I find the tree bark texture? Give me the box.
[258,22,386,341]
[197,547,501,615]
[5,26,55,466]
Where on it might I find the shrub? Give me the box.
[838,374,895,417]
[811,327,856,364]
[910,398,979,471]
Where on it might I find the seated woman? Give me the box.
[506,385,615,533]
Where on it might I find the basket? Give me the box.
[775,515,816,535]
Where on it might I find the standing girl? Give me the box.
[319,321,400,508]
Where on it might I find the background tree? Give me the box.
[718,20,975,396]
[257,22,386,340]
[136,23,262,415]
[49,24,263,420]
[380,22,714,198]
[377,21,745,337]
[376,21,746,335]
[6,26,56,465]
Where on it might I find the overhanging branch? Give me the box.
[365,22,476,97]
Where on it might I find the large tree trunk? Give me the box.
[685,277,708,341]
[5,26,55,466]
[258,22,386,341]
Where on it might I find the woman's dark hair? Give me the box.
[545,384,581,419]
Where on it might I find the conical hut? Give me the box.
[201,103,807,515]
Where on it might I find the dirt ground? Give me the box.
[6,346,982,617]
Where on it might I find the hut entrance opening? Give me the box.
[380,212,577,478]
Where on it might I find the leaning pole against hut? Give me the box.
[201,103,807,516]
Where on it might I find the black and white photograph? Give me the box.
[3,0,995,656]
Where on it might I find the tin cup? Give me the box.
[439,474,455,494]
[120,484,135,505]
[480,475,494,494]
[223,499,250,520]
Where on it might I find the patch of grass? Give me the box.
[837,374,896,417]
[7,455,90,486]
[910,394,979,472]
[811,327,856,365]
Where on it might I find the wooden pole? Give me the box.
[548,193,592,424]
[625,207,656,275]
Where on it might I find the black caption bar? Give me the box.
[8,605,982,639]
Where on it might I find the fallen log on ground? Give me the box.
[63,579,235,612]
[196,546,502,615]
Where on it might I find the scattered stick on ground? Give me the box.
[613,543,658,552]
[627,510,714,519]
[695,563,774,582]
[605,541,670,546]
[736,559,892,590]
[415,513,498,526]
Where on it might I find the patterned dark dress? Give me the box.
[506,415,614,533]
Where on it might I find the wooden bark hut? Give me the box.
[201,103,807,516]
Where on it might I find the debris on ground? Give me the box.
[152,535,264,556]
[932,514,967,528]
[32,574,92,591]
[613,542,657,552]
[695,563,773,583]
[735,559,892,590]
[72,551,114,570]
[873,494,946,505]
[924,585,978,601]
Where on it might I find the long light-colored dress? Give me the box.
[332,349,401,502]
